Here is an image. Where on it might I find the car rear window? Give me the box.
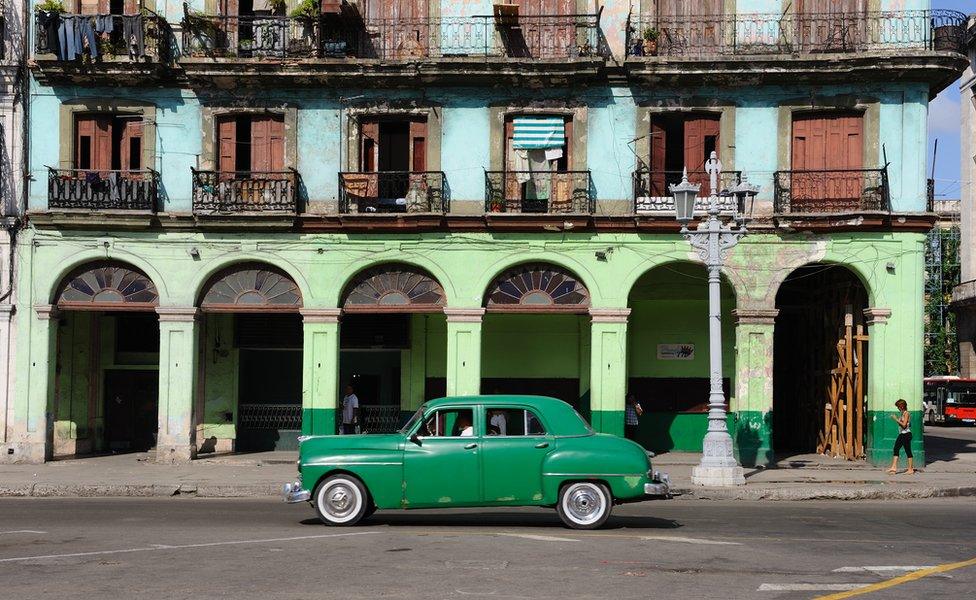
[485,408,546,436]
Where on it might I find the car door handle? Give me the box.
[535,442,549,449]
[464,443,478,450]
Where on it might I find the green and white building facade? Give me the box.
[1,0,969,466]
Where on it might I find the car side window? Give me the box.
[419,408,475,437]
[485,408,547,436]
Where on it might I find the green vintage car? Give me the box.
[283,395,670,529]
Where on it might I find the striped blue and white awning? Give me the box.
[513,117,565,150]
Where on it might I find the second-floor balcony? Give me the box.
[773,168,890,215]
[338,171,447,214]
[191,169,299,214]
[633,168,741,214]
[180,12,606,80]
[626,10,968,59]
[47,168,159,212]
[485,170,594,214]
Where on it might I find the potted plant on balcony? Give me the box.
[269,0,287,16]
[642,27,659,56]
[289,0,322,54]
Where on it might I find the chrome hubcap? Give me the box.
[320,482,359,521]
[565,485,603,524]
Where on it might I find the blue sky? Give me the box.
[928,0,972,200]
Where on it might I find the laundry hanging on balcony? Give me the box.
[513,117,566,150]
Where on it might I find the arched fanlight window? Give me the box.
[485,264,590,312]
[343,265,446,312]
[56,262,159,310]
[200,264,302,312]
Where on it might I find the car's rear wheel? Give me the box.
[314,474,368,526]
[556,481,612,530]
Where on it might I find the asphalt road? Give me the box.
[1,498,974,600]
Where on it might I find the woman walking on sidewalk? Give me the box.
[887,399,915,474]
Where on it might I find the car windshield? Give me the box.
[399,405,426,434]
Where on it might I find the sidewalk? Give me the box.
[2,428,974,501]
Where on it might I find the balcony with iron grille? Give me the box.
[46,167,159,213]
[32,12,172,85]
[772,168,890,215]
[338,171,447,214]
[624,10,968,92]
[633,168,742,215]
[178,8,607,85]
[484,170,595,220]
[191,169,300,222]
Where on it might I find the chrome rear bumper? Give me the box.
[644,471,671,498]
[282,481,311,503]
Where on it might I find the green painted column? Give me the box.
[731,308,778,467]
[301,309,341,436]
[588,308,629,436]
[864,307,924,466]
[0,304,13,453]
[155,308,199,464]
[404,314,428,413]
[444,308,484,397]
[9,305,59,463]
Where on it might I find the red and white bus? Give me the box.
[924,377,976,425]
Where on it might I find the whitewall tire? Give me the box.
[556,482,612,530]
[314,475,369,526]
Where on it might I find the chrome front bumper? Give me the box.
[644,471,671,498]
[282,481,311,503]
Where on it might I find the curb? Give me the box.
[2,483,974,501]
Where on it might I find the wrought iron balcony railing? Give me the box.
[773,168,890,214]
[633,168,742,213]
[485,170,595,214]
[35,12,169,62]
[191,169,299,214]
[181,13,605,60]
[626,10,968,59]
[338,171,447,213]
[47,168,159,211]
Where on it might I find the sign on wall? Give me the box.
[657,344,695,360]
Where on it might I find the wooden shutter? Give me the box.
[792,112,864,206]
[649,118,667,197]
[119,118,144,172]
[360,120,379,172]
[78,0,107,15]
[220,0,240,15]
[217,116,237,174]
[250,115,285,173]
[684,115,720,189]
[517,0,573,57]
[76,115,113,171]
[410,120,427,172]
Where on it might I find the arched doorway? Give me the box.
[481,263,591,415]
[626,262,735,452]
[774,264,869,459]
[339,264,447,432]
[198,263,303,452]
[52,261,160,457]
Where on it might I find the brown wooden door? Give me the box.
[410,120,427,172]
[119,118,143,173]
[217,115,238,181]
[649,118,667,197]
[76,115,113,172]
[366,0,429,58]
[684,115,721,191]
[516,0,574,58]
[656,0,723,55]
[250,115,285,173]
[791,113,864,210]
[798,0,866,52]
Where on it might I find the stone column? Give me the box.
[731,308,778,467]
[444,308,484,397]
[403,314,428,414]
[301,309,341,436]
[0,304,14,450]
[2,305,56,463]
[156,307,199,464]
[588,308,630,436]
[862,307,921,465]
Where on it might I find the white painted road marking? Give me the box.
[496,533,580,543]
[0,530,47,535]
[642,535,741,546]
[0,531,378,564]
[758,584,868,591]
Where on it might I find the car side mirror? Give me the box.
[409,433,422,446]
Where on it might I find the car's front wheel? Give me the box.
[556,481,612,530]
[314,474,369,526]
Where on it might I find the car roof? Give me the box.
[423,395,592,436]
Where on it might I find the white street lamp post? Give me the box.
[670,152,760,487]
